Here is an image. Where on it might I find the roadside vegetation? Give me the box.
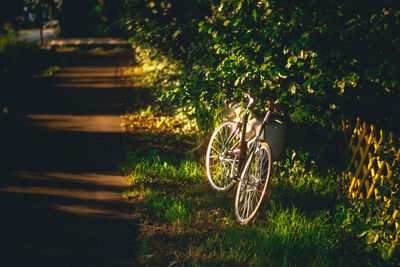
[1,0,398,264]
[122,104,393,266]
[117,0,400,265]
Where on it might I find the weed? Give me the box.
[139,240,151,257]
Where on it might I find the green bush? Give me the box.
[123,0,400,132]
[334,135,400,261]
[120,1,400,261]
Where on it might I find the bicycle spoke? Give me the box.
[235,142,272,224]
[211,145,219,154]
[227,139,240,151]
[206,121,241,191]
[245,191,251,219]
[214,135,223,147]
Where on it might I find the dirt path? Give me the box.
[0,50,142,266]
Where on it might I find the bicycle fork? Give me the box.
[237,109,249,176]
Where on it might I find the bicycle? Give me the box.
[205,90,275,225]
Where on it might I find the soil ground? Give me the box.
[0,50,144,266]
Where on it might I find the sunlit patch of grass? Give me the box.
[39,65,61,77]
[121,105,198,136]
[121,66,146,87]
[122,188,140,199]
[122,186,152,201]
[123,101,388,265]
[184,200,382,267]
[128,146,385,266]
[124,149,204,186]
[123,65,144,76]
[189,209,332,266]
[55,46,78,53]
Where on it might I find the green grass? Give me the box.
[191,205,380,266]
[122,104,396,266]
[39,65,61,77]
[123,148,204,186]
[183,154,385,266]
[124,145,392,266]
[194,211,334,266]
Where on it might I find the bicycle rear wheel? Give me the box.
[206,120,240,191]
[235,141,272,224]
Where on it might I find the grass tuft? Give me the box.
[124,148,204,186]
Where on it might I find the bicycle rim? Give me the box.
[206,121,240,191]
[235,142,272,224]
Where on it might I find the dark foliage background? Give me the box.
[118,0,400,133]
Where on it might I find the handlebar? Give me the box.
[222,83,279,112]
[245,91,256,109]
[222,84,256,109]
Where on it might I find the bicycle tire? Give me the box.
[206,120,240,191]
[234,141,272,224]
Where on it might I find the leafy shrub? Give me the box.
[119,0,400,261]
[123,0,400,132]
[335,135,400,262]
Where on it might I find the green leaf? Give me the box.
[370,218,384,228]
[302,79,312,88]
[233,19,242,27]
[346,24,356,32]
[199,21,211,33]
[253,10,258,20]
[352,223,369,236]
[337,81,345,89]
[287,56,298,64]
[93,5,102,13]
[218,3,224,12]
[260,64,269,71]
[223,20,231,27]
[365,231,379,244]
[311,57,322,67]
[222,66,233,73]
[383,242,397,260]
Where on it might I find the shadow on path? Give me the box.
[0,50,144,266]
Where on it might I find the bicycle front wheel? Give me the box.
[206,120,240,191]
[235,141,272,224]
